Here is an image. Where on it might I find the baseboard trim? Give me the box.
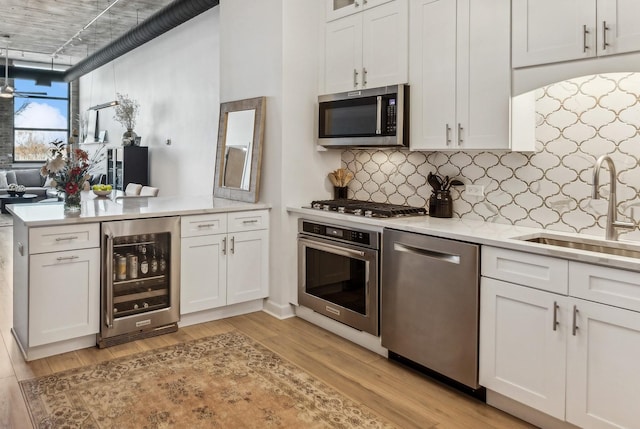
[178,300,263,327]
[262,300,295,319]
[486,390,580,429]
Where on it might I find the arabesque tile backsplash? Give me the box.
[342,73,640,241]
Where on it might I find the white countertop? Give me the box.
[9,192,270,226]
[288,206,640,273]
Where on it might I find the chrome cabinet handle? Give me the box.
[362,67,368,87]
[553,301,559,331]
[583,24,589,52]
[602,21,610,50]
[353,69,359,88]
[445,124,451,146]
[222,237,227,255]
[56,255,79,262]
[55,236,78,241]
[458,123,464,145]
[231,236,235,255]
[572,305,579,336]
[242,219,258,224]
[197,223,217,228]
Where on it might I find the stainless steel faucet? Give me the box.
[592,155,635,240]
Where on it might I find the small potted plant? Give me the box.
[113,93,140,145]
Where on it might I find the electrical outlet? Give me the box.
[466,185,484,197]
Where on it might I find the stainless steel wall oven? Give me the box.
[99,216,180,348]
[297,219,379,335]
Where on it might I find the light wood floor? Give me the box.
[0,225,535,429]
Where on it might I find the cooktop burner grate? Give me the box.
[310,199,427,218]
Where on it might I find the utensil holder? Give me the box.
[428,190,452,218]
[333,186,348,200]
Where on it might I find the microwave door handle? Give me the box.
[376,96,382,135]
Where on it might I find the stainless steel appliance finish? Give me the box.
[99,216,180,347]
[298,219,379,335]
[318,84,409,148]
[310,198,426,218]
[381,228,480,389]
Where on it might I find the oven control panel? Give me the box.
[301,220,374,247]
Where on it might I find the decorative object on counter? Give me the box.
[7,183,25,197]
[19,332,392,429]
[40,139,104,213]
[92,184,113,197]
[427,173,463,218]
[328,168,354,200]
[113,92,140,146]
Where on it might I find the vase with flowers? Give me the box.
[113,92,140,146]
[40,139,96,213]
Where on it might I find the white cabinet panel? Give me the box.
[566,299,640,429]
[410,0,510,150]
[325,0,394,21]
[480,277,567,420]
[227,229,269,305]
[29,223,100,254]
[180,234,227,313]
[180,213,226,238]
[29,248,100,347]
[228,210,269,233]
[598,0,640,56]
[569,262,640,313]
[322,0,408,93]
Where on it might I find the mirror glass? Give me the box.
[214,97,266,203]
[222,109,255,190]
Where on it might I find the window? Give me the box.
[13,78,69,162]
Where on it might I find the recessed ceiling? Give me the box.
[0,0,175,69]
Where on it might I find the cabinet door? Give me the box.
[227,229,268,305]
[325,0,394,21]
[598,0,640,57]
[409,0,456,150]
[324,14,363,93]
[512,0,596,67]
[361,0,408,90]
[480,277,567,420]
[180,234,227,314]
[29,248,100,347]
[566,299,640,429]
[456,0,510,149]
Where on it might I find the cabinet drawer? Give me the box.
[29,223,100,254]
[570,262,640,313]
[181,214,227,238]
[228,210,269,233]
[482,246,568,294]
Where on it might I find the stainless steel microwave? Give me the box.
[318,84,409,148]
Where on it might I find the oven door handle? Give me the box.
[298,237,366,258]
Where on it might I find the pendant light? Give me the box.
[0,35,14,99]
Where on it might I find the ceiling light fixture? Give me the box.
[1,35,14,99]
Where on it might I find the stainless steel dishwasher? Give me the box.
[381,228,480,390]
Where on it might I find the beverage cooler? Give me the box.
[98,216,180,348]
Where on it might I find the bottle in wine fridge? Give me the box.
[98,216,180,348]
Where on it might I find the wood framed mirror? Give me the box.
[213,96,266,202]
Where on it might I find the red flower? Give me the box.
[74,149,89,161]
[70,167,82,177]
[65,182,79,195]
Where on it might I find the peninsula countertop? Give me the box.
[8,192,271,226]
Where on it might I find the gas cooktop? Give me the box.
[310,199,427,218]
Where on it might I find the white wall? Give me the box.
[79,8,220,197]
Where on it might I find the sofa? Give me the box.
[0,169,56,201]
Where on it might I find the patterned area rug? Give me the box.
[20,332,394,428]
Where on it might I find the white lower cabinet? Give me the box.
[480,277,568,420]
[30,248,100,347]
[180,210,269,315]
[480,246,640,428]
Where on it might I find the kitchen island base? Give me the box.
[11,329,97,362]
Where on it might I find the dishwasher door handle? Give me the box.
[393,242,461,264]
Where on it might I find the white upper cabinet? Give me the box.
[325,0,394,21]
[410,0,511,151]
[513,0,640,68]
[322,0,408,94]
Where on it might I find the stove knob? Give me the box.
[322,204,330,211]
[337,206,345,214]
[364,210,373,217]
[353,208,363,216]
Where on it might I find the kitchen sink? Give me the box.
[515,233,640,259]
